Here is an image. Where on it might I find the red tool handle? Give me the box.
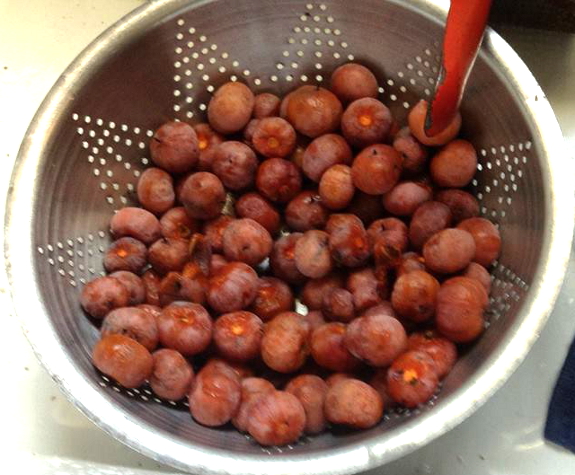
[425,0,492,137]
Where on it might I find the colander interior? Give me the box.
[23,0,545,464]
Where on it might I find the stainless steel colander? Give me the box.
[4,0,574,474]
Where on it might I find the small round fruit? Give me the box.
[387,351,439,407]
[150,121,199,174]
[180,172,226,220]
[194,123,224,171]
[435,277,488,343]
[148,237,189,274]
[373,230,408,269]
[142,270,161,306]
[247,390,306,445]
[137,303,162,320]
[302,273,345,311]
[158,263,209,306]
[188,362,241,426]
[423,228,476,274]
[208,81,255,134]
[204,358,253,381]
[110,207,161,245]
[137,167,175,215]
[243,118,259,147]
[210,254,229,276]
[270,233,306,284]
[391,270,440,322]
[160,207,198,240]
[462,262,492,293]
[383,181,432,217]
[232,377,275,432]
[319,164,355,210]
[252,117,297,158]
[212,141,258,191]
[326,214,370,268]
[109,271,145,306]
[286,86,343,138]
[364,301,396,318]
[395,252,426,278]
[324,378,383,429]
[303,311,327,333]
[294,230,333,279]
[430,139,477,188]
[409,201,452,250]
[104,237,147,274]
[368,369,396,409]
[322,288,355,323]
[222,218,273,266]
[330,63,379,103]
[150,349,194,401]
[203,215,234,253]
[92,334,153,388]
[256,158,302,203]
[325,372,353,387]
[310,323,360,372]
[251,277,294,322]
[285,191,329,232]
[302,133,352,182]
[341,98,393,148]
[261,312,310,373]
[81,276,130,319]
[254,92,281,118]
[345,314,407,367]
[393,127,428,174]
[345,191,384,226]
[435,189,480,223]
[235,193,280,235]
[346,268,385,312]
[351,144,402,195]
[207,262,259,313]
[157,302,213,355]
[408,331,457,379]
[457,217,501,267]
[101,306,159,351]
[285,374,328,434]
[213,311,264,362]
[367,217,408,249]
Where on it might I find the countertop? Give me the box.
[1,1,574,474]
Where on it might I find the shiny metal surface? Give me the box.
[2,1,573,474]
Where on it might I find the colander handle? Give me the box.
[425,0,492,137]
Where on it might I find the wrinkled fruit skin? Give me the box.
[188,363,241,426]
[324,379,383,429]
[92,334,153,388]
[246,390,306,445]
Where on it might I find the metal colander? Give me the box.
[4,0,574,474]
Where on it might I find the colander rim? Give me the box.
[4,0,574,474]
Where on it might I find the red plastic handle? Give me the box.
[425,0,492,137]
